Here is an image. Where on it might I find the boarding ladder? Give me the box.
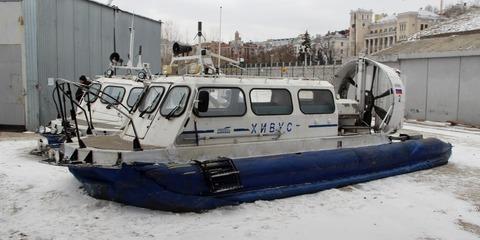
[197,157,243,194]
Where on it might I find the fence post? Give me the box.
[332,62,336,81]
[313,64,315,79]
[323,64,326,81]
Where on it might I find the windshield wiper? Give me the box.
[165,93,186,120]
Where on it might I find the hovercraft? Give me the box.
[62,22,451,212]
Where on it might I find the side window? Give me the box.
[250,89,293,115]
[160,86,190,118]
[84,83,101,103]
[196,88,246,117]
[100,86,126,105]
[298,89,335,114]
[126,87,144,108]
[138,86,165,113]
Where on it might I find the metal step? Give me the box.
[196,157,243,194]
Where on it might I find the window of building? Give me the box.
[425,24,428,29]
[196,88,246,117]
[138,86,165,113]
[100,86,126,105]
[84,83,101,103]
[160,86,190,118]
[126,87,145,108]
[250,89,293,115]
[341,42,344,47]
[298,90,335,114]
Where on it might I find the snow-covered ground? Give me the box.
[1,122,479,240]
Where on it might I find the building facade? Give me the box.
[350,9,442,56]
[201,32,259,64]
[315,31,350,64]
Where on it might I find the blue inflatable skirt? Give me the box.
[69,138,452,212]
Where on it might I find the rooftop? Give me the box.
[410,8,480,40]
[374,33,480,56]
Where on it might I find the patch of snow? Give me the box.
[418,10,441,19]
[409,9,480,40]
[1,126,480,239]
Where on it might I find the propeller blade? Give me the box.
[370,66,377,92]
[375,88,393,100]
[374,105,388,120]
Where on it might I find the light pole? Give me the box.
[218,6,222,73]
[270,54,273,76]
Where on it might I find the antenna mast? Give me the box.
[197,21,204,73]
[127,14,135,67]
[218,6,222,72]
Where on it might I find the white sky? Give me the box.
[110,0,463,43]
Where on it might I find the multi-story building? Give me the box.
[349,9,374,56]
[261,38,296,51]
[201,31,259,64]
[316,31,350,64]
[349,9,443,56]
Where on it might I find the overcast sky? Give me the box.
[110,0,461,43]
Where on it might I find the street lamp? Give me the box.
[270,54,274,76]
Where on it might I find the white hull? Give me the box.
[64,134,389,166]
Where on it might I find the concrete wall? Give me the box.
[23,0,162,129]
[396,55,480,126]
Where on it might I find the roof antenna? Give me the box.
[127,14,135,67]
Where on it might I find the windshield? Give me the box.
[127,87,145,108]
[84,83,101,103]
[138,86,165,113]
[160,86,190,118]
[100,86,126,105]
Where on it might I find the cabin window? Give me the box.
[126,87,145,108]
[250,89,293,115]
[100,86,126,105]
[138,86,165,114]
[298,89,335,114]
[196,87,246,117]
[160,86,190,118]
[84,83,101,103]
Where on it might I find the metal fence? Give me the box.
[222,62,341,81]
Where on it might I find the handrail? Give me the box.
[54,78,143,151]
[55,84,94,135]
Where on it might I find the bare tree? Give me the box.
[161,21,181,64]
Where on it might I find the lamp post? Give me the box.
[270,54,273,76]
[218,6,222,73]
